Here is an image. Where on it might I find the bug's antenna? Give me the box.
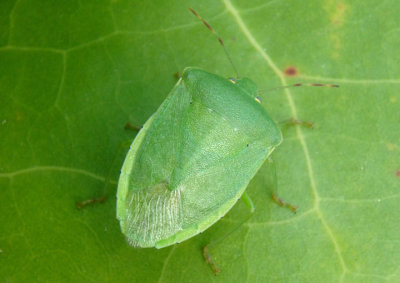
[259,82,339,93]
[189,8,240,78]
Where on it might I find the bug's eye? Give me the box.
[255,96,262,104]
[228,77,237,84]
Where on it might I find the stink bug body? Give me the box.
[117,67,282,248]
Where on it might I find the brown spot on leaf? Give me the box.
[284,66,297,76]
[396,170,400,177]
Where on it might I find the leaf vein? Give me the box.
[0,166,116,184]
[222,0,348,276]
[157,245,176,283]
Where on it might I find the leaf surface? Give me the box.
[1,0,400,282]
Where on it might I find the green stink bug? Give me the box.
[117,7,282,249]
[117,65,282,248]
[116,7,336,274]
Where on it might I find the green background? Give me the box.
[1,0,400,282]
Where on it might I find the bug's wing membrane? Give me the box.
[124,183,182,247]
[118,79,191,247]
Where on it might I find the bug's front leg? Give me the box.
[124,122,142,131]
[280,117,314,129]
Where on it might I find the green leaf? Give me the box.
[1,0,399,282]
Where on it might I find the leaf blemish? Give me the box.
[284,66,298,76]
[396,170,400,177]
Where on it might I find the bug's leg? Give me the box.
[77,196,106,209]
[267,157,297,213]
[77,123,138,209]
[272,195,297,213]
[203,246,220,275]
[241,191,255,213]
[281,117,314,129]
[202,191,255,275]
[124,122,142,131]
[174,72,182,80]
[76,140,130,209]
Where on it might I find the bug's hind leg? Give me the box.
[272,194,297,213]
[76,123,140,209]
[77,196,106,209]
[267,157,297,213]
[202,191,255,275]
[76,140,130,209]
[203,245,220,275]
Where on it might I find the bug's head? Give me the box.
[232,77,259,101]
